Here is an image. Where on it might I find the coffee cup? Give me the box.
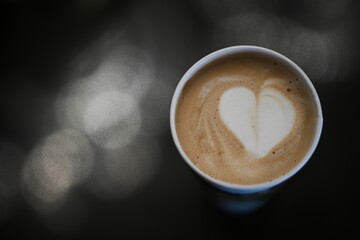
[170,46,323,195]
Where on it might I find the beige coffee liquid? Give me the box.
[176,53,317,185]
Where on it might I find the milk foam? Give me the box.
[219,82,295,158]
[176,53,316,185]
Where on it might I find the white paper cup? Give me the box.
[170,46,323,194]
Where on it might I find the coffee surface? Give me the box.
[176,53,317,185]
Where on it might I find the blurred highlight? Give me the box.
[53,26,167,202]
[56,43,154,145]
[2,0,359,235]
[22,129,94,213]
[83,90,141,149]
[212,9,355,82]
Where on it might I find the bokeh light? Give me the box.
[280,26,338,81]
[83,90,141,149]
[56,42,154,148]
[213,12,286,51]
[294,0,352,26]
[213,11,354,82]
[22,129,94,213]
[1,0,359,237]
[54,20,168,202]
[193,0,279,24]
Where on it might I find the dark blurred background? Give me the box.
[0,0,359,238]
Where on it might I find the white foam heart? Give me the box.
[219,85,295,158]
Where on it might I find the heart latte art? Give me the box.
[176,53,317,185]
[219,84,295,158]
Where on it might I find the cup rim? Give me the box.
[170,45,323,193]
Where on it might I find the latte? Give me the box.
[175,53,317,185]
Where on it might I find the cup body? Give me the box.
[170,45,323,194]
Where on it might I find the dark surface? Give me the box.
[1,0,359,238]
